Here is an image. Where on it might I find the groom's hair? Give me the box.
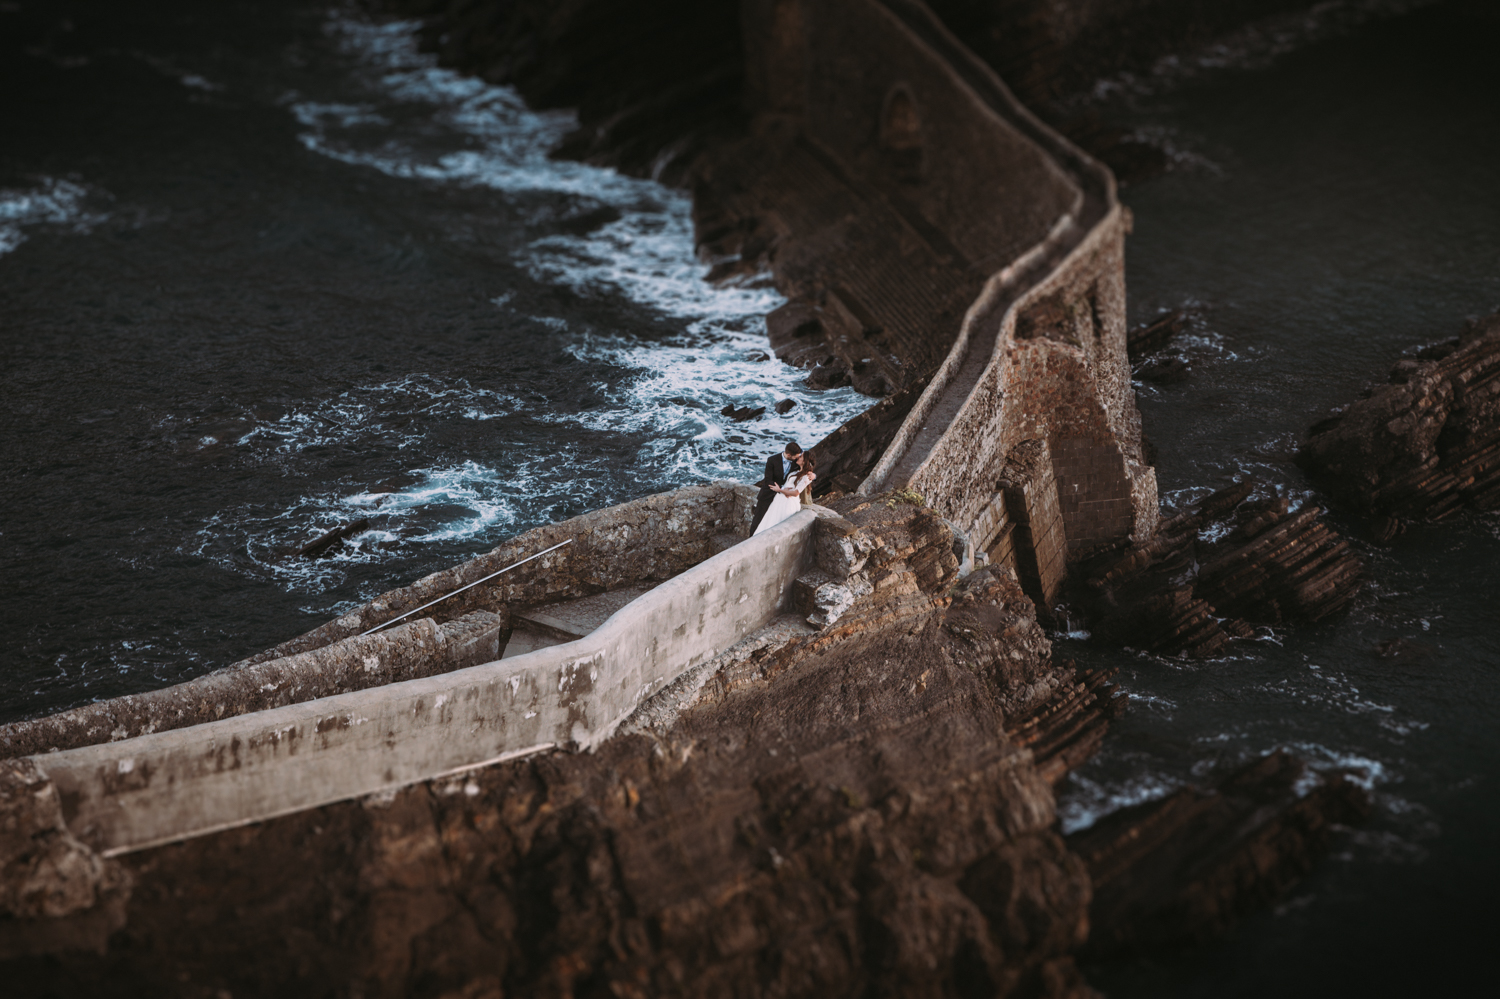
[784,441,802,455]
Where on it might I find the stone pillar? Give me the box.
[998,440,1068,616]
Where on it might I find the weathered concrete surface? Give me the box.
[1298,309,1500,533]
[0,609,507,760]
[34,510,821,857]
[2,502,1106,999]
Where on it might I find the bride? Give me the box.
[753,450,816,536]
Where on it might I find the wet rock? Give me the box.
[1298,309,1500,525]
[1125,309,1189,361]
[720,403,766,421]
[1068,751,1370,957]
[1076,481,1362,657]
[293,516,370,558]
[1133,354,1190,384]
[746,350,769,362]
[775,398,796,414]
[805,359,852,390]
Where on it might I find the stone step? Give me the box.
[502,586,655,659]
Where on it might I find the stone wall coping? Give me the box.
[31,510,822,857]
[858,0,1118,505]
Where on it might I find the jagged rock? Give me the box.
[293,516,370,558]
[1125,309,1188,361]
[720,403,766,421]
[1076,481,1362,657]
[1005,668,1127,785]
[1068,751,1370,957]
[1133,354,1189,384]
[1299,309,1500,526]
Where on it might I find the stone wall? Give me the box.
[33,509,831,858]
[241,482,758,670]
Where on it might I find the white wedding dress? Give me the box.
[753,472,813,536]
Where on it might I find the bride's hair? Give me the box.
[798,450,816,475]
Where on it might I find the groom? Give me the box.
[749,441,802,534]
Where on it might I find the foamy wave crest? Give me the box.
[290,15,639,202]
[0,177,110,256]
[547,324,871,483]
[1057,769,1184,835]
[232,374,525,457]
[189,460,535,594]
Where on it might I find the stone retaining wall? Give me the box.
[36,509,829,857]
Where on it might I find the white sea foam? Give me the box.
[233,7,873,591]
[1057,769,1184,835]
[0,177,109,256]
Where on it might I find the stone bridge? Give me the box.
[0,0,1154,865]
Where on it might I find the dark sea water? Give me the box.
[3,0,1498,994]
[1056,2,1500,994]
[0,0,868,723]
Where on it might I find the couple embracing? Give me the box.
[749,441,817,536]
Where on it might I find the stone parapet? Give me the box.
[0,611,507,761]
[32,510,823,858]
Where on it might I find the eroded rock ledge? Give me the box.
[1298,308,1500,537]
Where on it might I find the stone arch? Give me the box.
[879,84,924,182]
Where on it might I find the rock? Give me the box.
[1125,309,1189,361]
[1076,481,1362,657]
[0,758,130,958]
[720,403,766,421]
[746,350,769,362]
[775,398,796,414]
[293,517,370,558]
[805,359,851,390]
[1068,751,1370,957]
[2,499,1110,997]
[1298,309,1500,525]
[1133,355,1189,384]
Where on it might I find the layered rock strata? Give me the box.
[1068,750,1371,957]
[1298,309,1500,537]
[1075,481,1364,657]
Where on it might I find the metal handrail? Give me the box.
[358,539,574,637]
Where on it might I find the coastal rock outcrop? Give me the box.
[1298,309,1500,536]
[1068,750,1371,957]
[1075,480,1363,657]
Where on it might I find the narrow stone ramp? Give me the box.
[503,586,655,659]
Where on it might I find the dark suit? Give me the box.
[749,453,792,534]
